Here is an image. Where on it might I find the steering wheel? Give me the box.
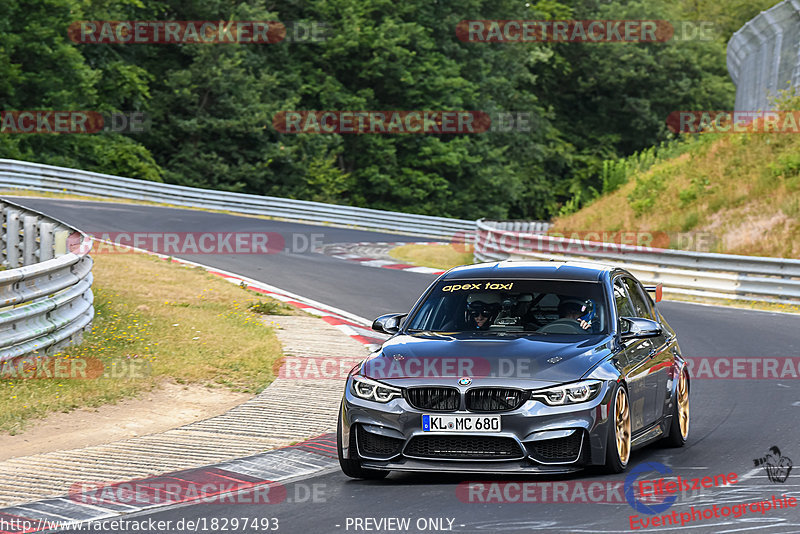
[537,318,586,334]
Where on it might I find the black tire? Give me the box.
[662,369,689,448]
[603,383,631,474]
[337,411,389,480]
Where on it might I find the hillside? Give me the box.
[550,132,800,259]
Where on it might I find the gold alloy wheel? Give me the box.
[615,387,631,465]
[677,370,690,439]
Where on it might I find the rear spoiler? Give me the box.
[644,283,663,302]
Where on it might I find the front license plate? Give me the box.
[422,414,501,432]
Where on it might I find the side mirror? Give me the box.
[372,313,407,335]
[619,317,662,340]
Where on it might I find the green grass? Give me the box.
[248,300,294,315]
[388,243,474,270]
[0,251,290,434]
[554,95,800,259]
[553,132,800,258]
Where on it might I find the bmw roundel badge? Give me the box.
[459,377,472,386]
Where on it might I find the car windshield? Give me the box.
[406,279,609,334]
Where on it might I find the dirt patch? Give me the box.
[722,212,788,250]
[703,206,791,255]
[0,381,252,461]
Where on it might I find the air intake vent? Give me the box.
[356,426,403,459]
[466,388,526,412]
[527,431,583,463]
[405,436,523,460]
[405,387,459,411]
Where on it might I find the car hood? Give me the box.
[360,332,614,387]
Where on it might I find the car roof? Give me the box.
[441,260,614,282]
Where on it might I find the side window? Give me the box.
[623,277,655,320]
[642,290,659,321]
[613,278,635,318]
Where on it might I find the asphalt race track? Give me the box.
[15,198,433,319]
[12,198,800,534]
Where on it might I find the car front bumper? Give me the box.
[340,378,616,473]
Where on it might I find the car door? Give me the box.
[623,276,670,426]
[612,276,650,434]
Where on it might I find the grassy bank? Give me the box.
[0,251,294,434]
[552,132,800,258]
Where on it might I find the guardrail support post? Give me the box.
[0,205,6,267]
[39,222,56,261]
[22,214,38,266]
[5,209,22,269]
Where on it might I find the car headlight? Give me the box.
[348,361,363,376]
[351,375,402,403]
[530,380,602,406]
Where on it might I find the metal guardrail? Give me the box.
[474,220,800,304]
[0,159,475,240]
[727,0,800,111]
[477,220,552,234]
[0,198,94,362]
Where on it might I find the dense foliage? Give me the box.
[0,0,782,219]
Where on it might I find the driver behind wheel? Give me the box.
[558,299,591,330]
[465,293,501,330]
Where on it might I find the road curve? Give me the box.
[13,198,435,319]
[11,198,800,534]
